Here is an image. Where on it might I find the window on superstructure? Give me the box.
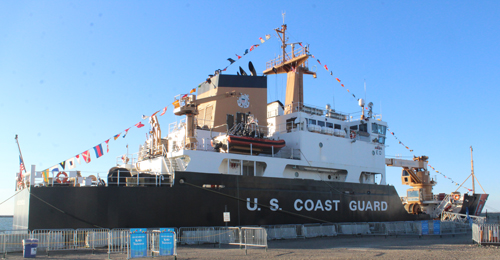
[334,124,341,129]
[318,121,325,127]
[359,123,368,132]
[378,125,387,135]
[308,119,316,125]
[378,136,386,144]
[326,122,333,128]
[371,123,379,134]
[350,125,358,131]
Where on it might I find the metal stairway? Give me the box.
[431,194,451,218]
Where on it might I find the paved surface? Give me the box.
[3,233,499,259]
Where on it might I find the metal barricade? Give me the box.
[218,227,240,245]
[178,227,218,245]
[368,222,388,236]
[338,223,371,235]
[150,230,177,257]
[108,228,129,255]
[440,221,468,235]
[262,224,300,240]
[386,221,420,236]
[33,228,111,254]
[242,227,267,255]
[0,229,31,255]
[472,223,500,245]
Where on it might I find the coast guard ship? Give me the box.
[13,23,486,230]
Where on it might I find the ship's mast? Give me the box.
[262,21,316,114]
[470,146,475,194]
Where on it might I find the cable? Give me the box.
[0,189,25,207]
[29,191,104,229]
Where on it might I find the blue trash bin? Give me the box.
[22,239,38,258]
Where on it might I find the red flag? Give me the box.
[151,110,160,117]
[123,128,131,138]
[82,150,91,163]
[135,122,145,128]
[105,139,110,153]
[324,65,328,71]
[299,43,303,47]
[160,106,167,116]
[336,78,341,83]
[181,94,188,99]
[236,54,242,59]
[341,84,344,87]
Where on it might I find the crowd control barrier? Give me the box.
[472,223,500,245]
[0,221,471,257]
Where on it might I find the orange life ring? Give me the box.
[350,130,357,139]
[56,171,69,184]
[453,194,460,200]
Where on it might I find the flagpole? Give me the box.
[15,135,27,174]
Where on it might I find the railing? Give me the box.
[265,46,308,69]
[472,223,500,245]
[441,211,486,224]
[431,194,452,218]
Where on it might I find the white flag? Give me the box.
[66,158,76,170]
[265,34,271,40]
[75,154,81,164]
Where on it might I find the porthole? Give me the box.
[295,172,299,177]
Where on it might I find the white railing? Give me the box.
[441,211,486,224]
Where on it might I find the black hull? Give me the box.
[14,172,428,230]
[459,193,489,215]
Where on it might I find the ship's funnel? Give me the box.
[239,66,248,76]
[249,61,257,76]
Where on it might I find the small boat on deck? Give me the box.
[212,134,286,155]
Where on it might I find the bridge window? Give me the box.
[372,123,387,135]
[326,122,333,128]
[359,123,368,133]
[318,121,325,127]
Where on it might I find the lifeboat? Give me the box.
[212,135,285,155]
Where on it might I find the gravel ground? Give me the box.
[3,233,499,259]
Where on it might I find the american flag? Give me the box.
[19,156,25,181]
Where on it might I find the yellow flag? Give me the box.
[190,88,196,94]
[172,100,180,108]
[42,169,49,183]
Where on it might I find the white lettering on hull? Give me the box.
[294,199,340,212]
[349,201,387,211]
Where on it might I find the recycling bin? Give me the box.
[22,239,38,258]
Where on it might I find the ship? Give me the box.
[13,23,487,230]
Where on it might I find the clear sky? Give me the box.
[1,1,499,215]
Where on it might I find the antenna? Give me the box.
[282,11,286,24]
[364,79,367,101]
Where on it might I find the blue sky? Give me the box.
[1,1,499,215]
